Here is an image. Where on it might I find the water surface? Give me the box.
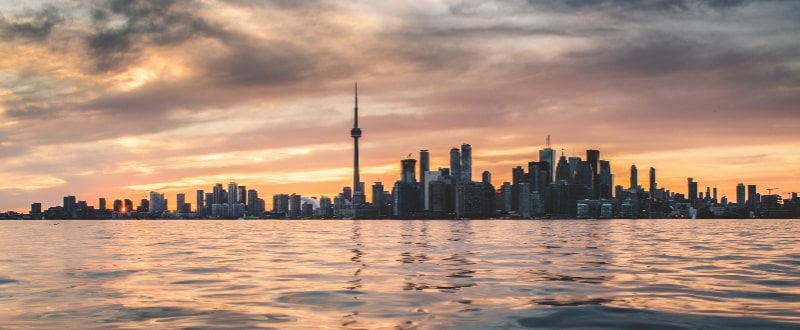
[0,219,798,329]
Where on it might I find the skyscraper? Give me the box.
[747,184,757,208]
[460,143,472,183]
[539,135,555,183]
[401,158,417,184]
[688,178,698,203]
[177,193,186,213]
[419,150,430,183]
[351,83,363,205]
[196,189,204,214]
[598,160,613,199]
[649,167,656,198]
[630,165,638,190]
[450,147,461,182]
[586,150,600,175]
[149,191,165,214]
[419,149,430,207]
[736,183,746,207]
[555,153,571,182]
[247,189,259,216]
[228,182,239,217]
[586,150,600,199]
[237,185,247,205]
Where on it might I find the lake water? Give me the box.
[0,219,798,329]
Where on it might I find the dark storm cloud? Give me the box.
[202,42,319,87]
[0,4,65,41]
[85,0,234,72]
[535,0,753,11]
[221,0,326,9]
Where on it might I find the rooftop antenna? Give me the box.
[546,135,551,148]
[354,82,358,128]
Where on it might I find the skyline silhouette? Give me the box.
[0,1,798,212]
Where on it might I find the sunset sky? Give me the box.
[1,0,798,212]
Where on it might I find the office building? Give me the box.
[539,135,556,183]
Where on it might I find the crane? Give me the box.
[766,188,779,195]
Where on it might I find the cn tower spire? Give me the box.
[354,82,358,128]
[350,82,362,205]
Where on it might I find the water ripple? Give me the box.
[0,219,798,329]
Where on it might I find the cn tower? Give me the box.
[351,82,362,203]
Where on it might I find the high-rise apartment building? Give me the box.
[401,158,417,184]
[460,143,472,183]
[149,191,165,213]
[177,193,186,213]
[450,147,461,182]
[688,178,698,203]
[630,165,638,190]
[196,190,204,214]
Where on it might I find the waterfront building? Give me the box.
[539,136,556,183]
[568,156,581,180]
[319,196,333,218]
[555,153,571,182]
[598,160,613,199]
[630,165,638,190]
[460,144,472,183]
[574,162,594,194]
[450,147,461,182]
[518,182,531,217]
[289,194,302,218]
[511,166,525,212]
[196,190,204,216]
[63,196,76,215]
[419,149,430,188]
[586,149,600,198]
[500,182,512,213]
[747,185,758,211]
[688,178,698,204]
[372,182,386,216]
[649,167,656,199]
[272,194,289,214]
[247,189,259,216]
[213,184,225,205]
[177,193,187,213]
[401,158,417,184]
[30,203,42,218]
[237,186,246,205]
[149,191,165,214]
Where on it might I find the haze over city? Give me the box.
[1,0,798,212]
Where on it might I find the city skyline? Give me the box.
[1,1,799,212]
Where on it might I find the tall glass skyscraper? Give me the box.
[450,147,461,182]
[539,136,555,183]
[460,144,472,183]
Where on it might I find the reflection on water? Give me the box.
[0,219,799,329]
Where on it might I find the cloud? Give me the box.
[0,4,65,41]
[0,0,798,211]
[83,0,235,72]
